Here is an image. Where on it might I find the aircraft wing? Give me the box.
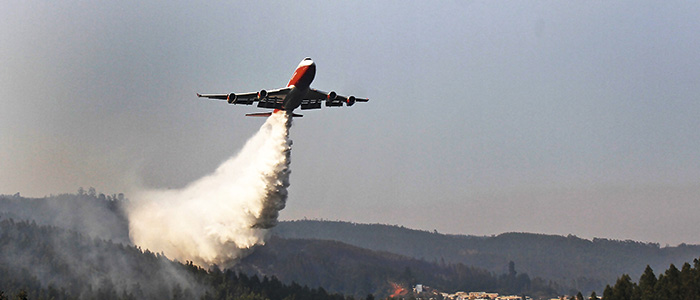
[301,88,369,110]
[196,93,230,100]
[197,88,291,109]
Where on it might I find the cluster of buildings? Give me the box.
[440,291,528,300]
[412,285,531,300]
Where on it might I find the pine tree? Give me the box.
[664,264,682,300]
[655,273,670,300]
[638,265,656,300]
[589,291,599,300]
[603,285,614,300]
[612,274,635,300]
[679,262,697,300]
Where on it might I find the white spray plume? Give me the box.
[127,112,292,267]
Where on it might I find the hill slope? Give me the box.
[0,217,205,299]
[4,194,700,296]
[0,217,350,300]
[234,236,547,298]
[272,220,700,292]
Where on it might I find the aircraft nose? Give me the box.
[300,57,315,67]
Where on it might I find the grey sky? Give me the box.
[2,1,699,245]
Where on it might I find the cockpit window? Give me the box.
[303,57,312,61]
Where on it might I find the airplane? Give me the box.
[197,57,368,117]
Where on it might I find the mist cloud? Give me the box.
[127,112,292,267]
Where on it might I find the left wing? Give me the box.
[197,87,292,109]
[301,88,369,110]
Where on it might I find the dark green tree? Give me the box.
[655,273,670,300]
[638,265,656,300]
[662,264,681,300]
[611,274,635,300]
[589,291,599,300]
[679,262,697,300]
[602,285,614,300]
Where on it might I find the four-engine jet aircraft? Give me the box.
[197,57,368,117]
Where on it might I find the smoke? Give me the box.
[127,112,292,267]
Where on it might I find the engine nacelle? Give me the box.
[257,89,268,100]
[227,93,237,104]
[346,96,356,106]
[327,91,337,101]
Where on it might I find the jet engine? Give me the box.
[227,93,237,104]
[346,96,356,106]
[327,91,337,101]
[257,89,268,100]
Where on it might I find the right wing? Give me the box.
[300,88,369,110]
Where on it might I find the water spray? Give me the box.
[127,112,292,267]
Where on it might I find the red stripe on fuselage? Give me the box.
[287,63,316,88]
[281,59,316,112]
[287,65,306,87]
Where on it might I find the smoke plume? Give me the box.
[127,112,292,267]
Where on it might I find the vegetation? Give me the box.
[0,211,557,299]
[4,192,700,299]
[273,220,700,293]
[0,217,349,300]
[597,259,700,300]
[235,236,559,298]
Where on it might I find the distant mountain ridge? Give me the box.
[271,220,700,292]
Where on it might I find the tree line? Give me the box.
[602,258,700,300]
[571,258,700,300]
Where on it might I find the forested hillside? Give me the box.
[234,236,559,298]
[4,193,700,298]
[273,220,700,293]
[0,193,561,298]
[0,217,349,300]
[0,217,203,299]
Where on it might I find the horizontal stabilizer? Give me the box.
[245,112,273,117]
[245,112,303,118]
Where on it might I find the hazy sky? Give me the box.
[2,1,700,245]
